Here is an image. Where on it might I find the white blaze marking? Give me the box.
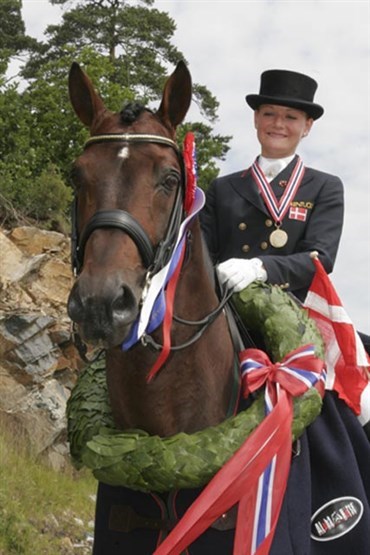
[118,146,130,160]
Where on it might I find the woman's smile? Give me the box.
[254,104,313,158]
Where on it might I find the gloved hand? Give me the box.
[217,258,267,292]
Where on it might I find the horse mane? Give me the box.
[120,102,152,124]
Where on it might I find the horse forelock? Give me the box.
[120,102,152,124]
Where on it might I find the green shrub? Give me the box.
[0,162,72,230]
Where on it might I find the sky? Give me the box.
[20,0,370,332]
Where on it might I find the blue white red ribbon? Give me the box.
[240,344,326,403]
[153,344,325,555]
[251,157,305,225]
[238,344,326,553]
[121,187,205,351]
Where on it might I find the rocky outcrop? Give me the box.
[0,226,84,470]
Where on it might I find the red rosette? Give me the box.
[183,132,197,213]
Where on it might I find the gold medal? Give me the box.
[269,228,288,248]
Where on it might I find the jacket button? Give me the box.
[260,241,269,250]
[265,219,273,227]
[238,222,247,230]
[241,244,250,253]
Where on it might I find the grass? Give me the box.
[0,419,97,554]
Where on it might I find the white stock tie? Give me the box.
[265,162,284,181]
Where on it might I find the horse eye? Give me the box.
[161,171,180,191]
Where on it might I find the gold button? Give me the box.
[241,244,250,253]
[265,219,273,227]
[238,222,247,231]
[260,241,268,250]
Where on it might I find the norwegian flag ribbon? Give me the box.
[252,157,305,224]
[153,344,325,555]
[145,242,186,382]
[121,187,205,352]
[240,344,326,402]
[121,135,201,361]
[303,255,370,423]
[237,344,325,554]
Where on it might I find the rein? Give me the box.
[71,132,229,364]
[141,284,234,352]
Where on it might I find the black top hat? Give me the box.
[246,69,324,120]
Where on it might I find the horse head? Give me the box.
[67,61,192,349]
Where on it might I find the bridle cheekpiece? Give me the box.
[71,133,185,277]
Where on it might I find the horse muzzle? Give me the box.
[67,275,140,348]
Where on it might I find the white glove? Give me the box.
[217,258,267,292]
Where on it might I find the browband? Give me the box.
[72,132,185,275]
[84,133,179,151]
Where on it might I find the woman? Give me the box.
[200,69,344,301]
[200,70,370,554]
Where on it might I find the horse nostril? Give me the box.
[111,286,138,324]
[67,291,84,323]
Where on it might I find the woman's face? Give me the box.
[254,104,313,158]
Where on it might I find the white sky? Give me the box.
[21,0,370,332]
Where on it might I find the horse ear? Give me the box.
[68,62,106,128]
[157,61,192,130]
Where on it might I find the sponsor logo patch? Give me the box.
[311,497,363,542]
[290,201,314,209]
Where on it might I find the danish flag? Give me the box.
[152,255,370,555]
[303,256,370,423]
[289,206,307,221]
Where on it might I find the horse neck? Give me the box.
[174,217,219,319]
[105,216,236,435]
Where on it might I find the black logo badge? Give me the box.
[311,497,363,542]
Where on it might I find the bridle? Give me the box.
[71,133,185,277]
[71,132,233,362]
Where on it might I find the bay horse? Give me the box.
[67,62,370,555]
[67,61,241,553]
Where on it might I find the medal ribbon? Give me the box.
[251,157,305,225]
[153,344,325,555]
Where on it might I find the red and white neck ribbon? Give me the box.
[153,344,325,555]
[251,157,305,225]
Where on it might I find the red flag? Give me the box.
[303,256,370,420]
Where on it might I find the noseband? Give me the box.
[71,133,185,276]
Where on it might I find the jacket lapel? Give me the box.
[229,169,270,216]
[229,156,314,217]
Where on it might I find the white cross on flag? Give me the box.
[303,255,370,425]
[289,206,307,221]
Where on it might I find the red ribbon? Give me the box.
[146,242,186,383]
[153,345,325,554]
[153,393,292,555]
[241,345,326,402]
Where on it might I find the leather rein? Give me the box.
[71,132,232,361]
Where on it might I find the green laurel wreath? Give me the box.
[67,282,325,492]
